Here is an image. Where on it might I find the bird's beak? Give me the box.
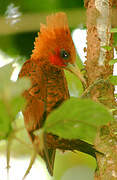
[66,63,86,86]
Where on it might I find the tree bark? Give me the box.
[85,0,117,179]
[95,121,117,180]
[85,0,115,107]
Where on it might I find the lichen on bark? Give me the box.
[85,0,115,107]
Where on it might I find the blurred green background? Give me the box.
[0,0,96,180]
[0,0,86,59]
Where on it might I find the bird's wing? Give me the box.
[19,59,46,132]
[19,59,55,176]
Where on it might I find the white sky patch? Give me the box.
[113,50,117,94]
[0,155,51,180]
[0,51,20,81]
[72,29,87,63]
[5,3,21,25]
[11,62,20,81]
[113,50,117,75]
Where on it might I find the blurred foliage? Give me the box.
[0,32,36,58]
[60,165,94,180]
[0,0,84,15]
[0,0,85,60]
[102,46,112,51]
[0,63,30,140]
[110,28,117,33]
[65,70,83,97]
[109,59,117,65]
[109,75,117,85]
[113,33,117,48]
[54,151,96,180]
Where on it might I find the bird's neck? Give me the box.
[39,60,64,78]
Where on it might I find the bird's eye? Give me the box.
[60,49,70,60]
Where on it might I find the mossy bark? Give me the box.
[95,121,117,180]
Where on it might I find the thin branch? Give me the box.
[22,150,37,180]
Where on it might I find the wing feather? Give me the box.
[19,59,55,175]
[19,59,46,131]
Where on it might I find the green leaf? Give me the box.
[0,63,14,91]
[101,46,112,51]
[109,75,117,85]
[8,77,31,98]
[65,71,83,97]
[0,63,30,140]
[0,96,26,140]
[44,98,113,143]
[113,33,117,47]
[0,63,31,100]
[0,100,12,140]
[110,28,117,33]
[65,55,84,97]
[11,96,26,117]
[109,59,117,65]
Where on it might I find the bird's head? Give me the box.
[31,12,86,85]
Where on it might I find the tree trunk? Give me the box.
[85,0,117,179]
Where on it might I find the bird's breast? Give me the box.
[46,70,69,114]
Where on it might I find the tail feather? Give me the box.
[43,148,56,176]
[42,133,56,176]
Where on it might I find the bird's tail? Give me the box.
[42,147,56,176]
[40,133,56,176]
